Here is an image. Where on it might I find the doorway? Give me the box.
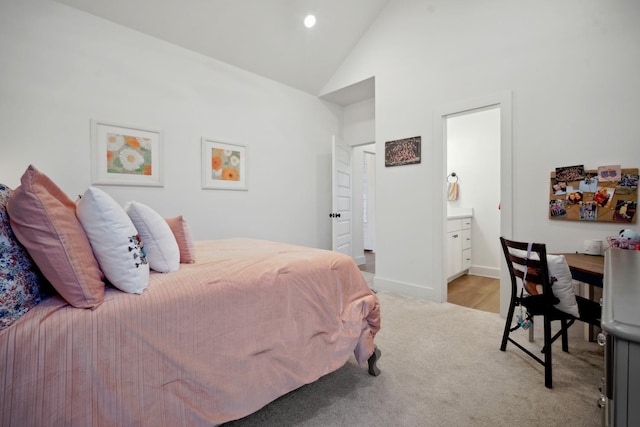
[355,143,376,274]
[435,91,513,317]
[445,107,501,312]
[332,139,377,274]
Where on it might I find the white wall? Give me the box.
[0,0,341,250]
[343,98,376,146]
[447,107,501,278]
[322,0,640,306]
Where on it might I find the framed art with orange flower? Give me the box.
[201,138,248,190]
[90,119,164,187]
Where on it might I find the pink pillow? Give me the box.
[7,165,105,308]
[165,216,196,263]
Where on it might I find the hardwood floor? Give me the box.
[358,250,375,274]
[359,251,498,314]
[448,274,500,313]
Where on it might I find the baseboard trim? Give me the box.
[468,265,500,279]
[373,276,444,302]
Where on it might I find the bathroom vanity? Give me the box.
[447,208,473,280]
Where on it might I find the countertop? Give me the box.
[447,207,473,219]
[601,249,640,343]
[447,213,472,219]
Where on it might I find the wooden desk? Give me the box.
[560,252,604,287]
[559,252,604,341]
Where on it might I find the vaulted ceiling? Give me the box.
[54,0,388,102]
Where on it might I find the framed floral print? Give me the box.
[201,138,248,190]
[90,119,163,187]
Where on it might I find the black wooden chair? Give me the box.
[499,237,601,388]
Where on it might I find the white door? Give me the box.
[331,136,353,256]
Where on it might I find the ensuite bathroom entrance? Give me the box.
[442,96,511,314]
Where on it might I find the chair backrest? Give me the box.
[500,237,554,302]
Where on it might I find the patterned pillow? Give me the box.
[0,184,42,330]
[77,187,149,294]
[509,248,579,317]
[124,201,180,273]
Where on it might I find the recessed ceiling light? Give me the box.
[304,15,316,28]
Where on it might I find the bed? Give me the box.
[0,167,381,426]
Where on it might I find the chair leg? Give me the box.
[501,300,517,351]
[528,317,535,342]
[543,315,553,389]
[561,318,569,352]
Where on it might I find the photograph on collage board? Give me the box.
[579,202,597,221]
[555,165,585,182]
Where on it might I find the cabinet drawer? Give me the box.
[462,218,472,229]
[447,219,462,232]
[462,229,472,250]
[462,248,472,270]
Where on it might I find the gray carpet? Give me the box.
[225,288,604,427]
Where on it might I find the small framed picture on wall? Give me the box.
[90,119,164,187]
[384,136,421,167]
[201,138,248,191]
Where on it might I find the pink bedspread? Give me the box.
[0,239,380,426]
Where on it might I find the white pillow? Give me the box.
[77,187,149,294]
[509,248,579,317]
[124,201,179,273]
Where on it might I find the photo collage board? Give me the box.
[549,165,638,223]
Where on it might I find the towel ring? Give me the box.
[447,172,459,183]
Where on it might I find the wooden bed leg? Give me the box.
[367,346,381,376]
